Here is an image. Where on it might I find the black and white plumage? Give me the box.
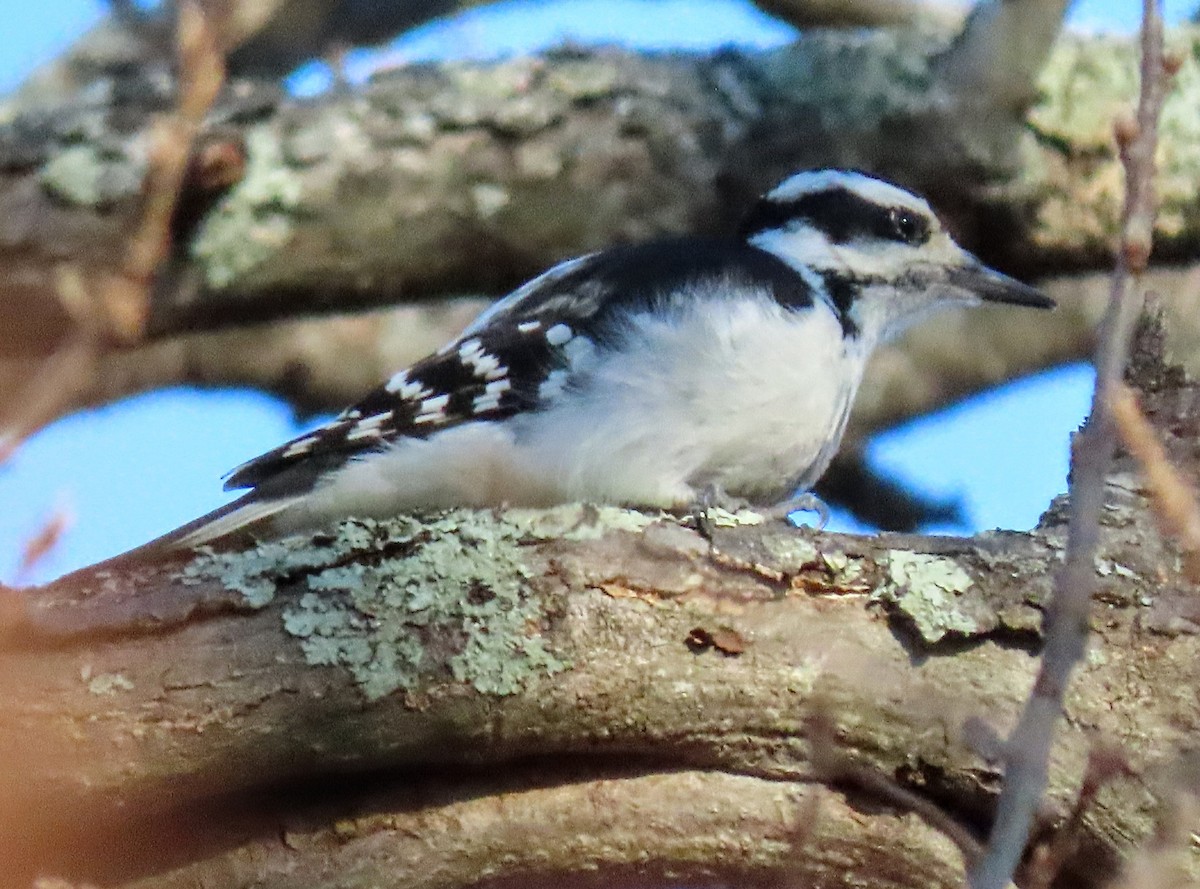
[161,170,1053,550]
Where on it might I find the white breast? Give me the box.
[516,290,868,506]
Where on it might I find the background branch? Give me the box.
[4,26,1198,360]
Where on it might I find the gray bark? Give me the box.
[5,26,1198,358]
[4,24,1200,469]
[2,335,1198,886]
[3,12,1198,884]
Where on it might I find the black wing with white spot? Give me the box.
[223,321,570,491]
[223,237,815,494]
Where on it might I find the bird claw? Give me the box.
[765,492,830,530]
[685,485,751,539]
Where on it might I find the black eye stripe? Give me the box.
[738,188,932,246]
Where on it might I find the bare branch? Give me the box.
[14,499,74,585]
[127,772,968,889]
[7,0,498,105]
[970,3,1175,887]
[0,2,225,456]
[0,331,96,463]
[935,0,1071,110]
[7,27,1194,359]
[116,0,226,340]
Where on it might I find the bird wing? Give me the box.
[223,320,572,491]
[223,238,815,495]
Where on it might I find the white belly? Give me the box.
[520,296,866,505]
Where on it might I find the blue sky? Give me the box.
[0,0,1180,582]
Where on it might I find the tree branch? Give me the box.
[126,770,970,889]
[5,26,1198,361]
[5,343,1200,887]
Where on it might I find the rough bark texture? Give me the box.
[3,8,1199,886]
[4,27,1199,357]
[3,335,1199,887]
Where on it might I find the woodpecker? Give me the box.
[161,170,1052,550]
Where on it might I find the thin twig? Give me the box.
[1110,382,1200,582]
[0,330,98,465]
[969,4,1174,888]
[15,498,76,585]
[111,0,225,341]
[0,1,226,463]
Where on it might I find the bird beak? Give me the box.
[946,261,1054,309]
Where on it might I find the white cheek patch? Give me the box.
[749,227,839,276]
[842,231,967,280]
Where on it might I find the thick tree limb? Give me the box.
[5,26,1199,361]
[6,0,497,104]
[4,341,1200,886]
[133,771,973,889]
[11,0,969,103]
[935,0,1069,111]
[752,0,965,29]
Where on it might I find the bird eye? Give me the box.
[888,207,928,245]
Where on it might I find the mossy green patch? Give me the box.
[875,550,982,645]
[1030,29,1200,248]
[759,533,820,573]
[284,511,568,699]
[190,127,304,287]
[86,672,135,695]
[39,143,140,208]
[178,528,361,608]
[181,506,670,700]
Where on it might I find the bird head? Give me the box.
[739,170,1052,343]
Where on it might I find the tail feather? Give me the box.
[168,495,302,550]
[97,492,302,568]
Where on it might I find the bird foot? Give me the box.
[684,485,756,539]
[762,492,830,530]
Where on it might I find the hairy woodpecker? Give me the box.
[160,170,1052,550]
